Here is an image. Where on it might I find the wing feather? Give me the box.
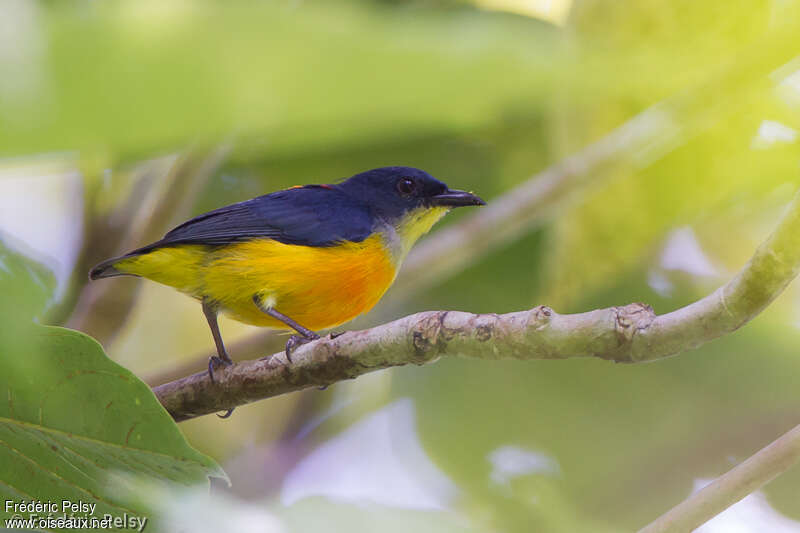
[140,185,373,251]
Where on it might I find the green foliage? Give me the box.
[4,0,800,531]
[0,244,223,526]
[2,1,557,160]
[544,93,800,310]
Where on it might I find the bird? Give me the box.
[90,166,485,415]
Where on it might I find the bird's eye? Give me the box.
[396,177,416,196]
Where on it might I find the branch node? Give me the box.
[612,303,656,361]
[411,312,449,363]
[529,305,554,329]
[475,323,493,342]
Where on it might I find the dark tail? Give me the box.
[89,240,166,280]
[89,257,127,280]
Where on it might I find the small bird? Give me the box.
[90,166,485,408]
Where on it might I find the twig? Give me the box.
[639,422,800,533]
[153,189,800,422]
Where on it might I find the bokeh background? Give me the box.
[2,0,800,531]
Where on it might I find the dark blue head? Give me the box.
[338,166,485,223]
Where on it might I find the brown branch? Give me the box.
[152,189,800,421]
[639,422,800,533]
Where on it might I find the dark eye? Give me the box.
[396,177,416,196]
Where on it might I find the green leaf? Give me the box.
[0,238,55,331]
[0,326,225,516]
[0,242,224,525]
[0,325,226,524]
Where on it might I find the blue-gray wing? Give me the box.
[142,185,374,250]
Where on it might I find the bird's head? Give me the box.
[340,166,485,257]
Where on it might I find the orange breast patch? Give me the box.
[201,234,398,330]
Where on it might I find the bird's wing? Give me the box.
[140,185,374,251]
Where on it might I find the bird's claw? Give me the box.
[284,333,320,363]
[207,355,233,384]
[207,356,234,418]
[217,408,235,419]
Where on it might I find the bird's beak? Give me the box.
[429,189,486,207]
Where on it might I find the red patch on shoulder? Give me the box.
[320,184,332,189]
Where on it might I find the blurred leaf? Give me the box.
[0,237,55,330]
[472,0,573,25]
[543,95,800,310]
[0,1,558,159]
[274,497,485,533]
[537,0,800,309]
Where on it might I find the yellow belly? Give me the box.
[115,234,398,330]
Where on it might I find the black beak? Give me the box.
[429,188,486,207]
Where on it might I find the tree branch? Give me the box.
[145,18,800,386]
[153,189,800,422]
[639,421,800,533]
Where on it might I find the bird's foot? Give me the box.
[207,355,234,384]
[285,332,320,363]
[217,407,235,419]
[207,356,234,418]
[317,333,343,388]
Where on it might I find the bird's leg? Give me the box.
[252,295,320,362]
[202,298,235,419]
[203,298,234,377]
